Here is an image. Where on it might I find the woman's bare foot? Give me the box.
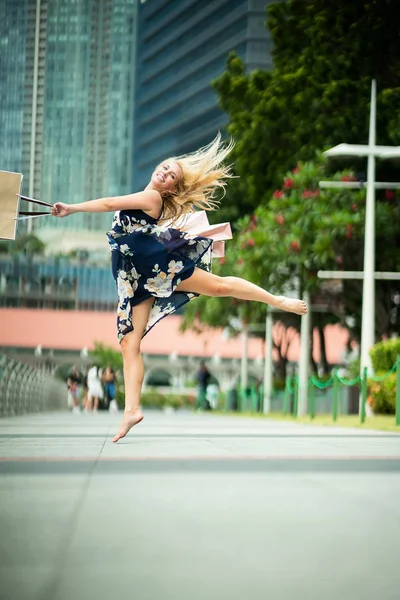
[277,296,308,315]
[112,409,144,443]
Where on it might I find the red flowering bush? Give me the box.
[284,177,293,189]
[291,240,300,252]
[385,190,396,200]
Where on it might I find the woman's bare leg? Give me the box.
[175,268,307,314]
[112,297,154,443]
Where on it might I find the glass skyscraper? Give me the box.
[1,0,137,237]
[0,0,31,181]
[133,0,274,190]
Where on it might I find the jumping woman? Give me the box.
[51,135,307,442]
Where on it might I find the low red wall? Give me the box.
[0,308,348,361]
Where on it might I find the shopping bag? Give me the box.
[0,170,53,240]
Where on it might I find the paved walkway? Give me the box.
[0,410,399,600]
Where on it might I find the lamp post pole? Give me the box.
[360,79,377,375]
[240,326,249,392]
[297,290,311,416]
[263,310,273,414]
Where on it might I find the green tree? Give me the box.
[11,233,46,255]
[212,0,400,223]
[182,157,400,365]
[89,342,123,372]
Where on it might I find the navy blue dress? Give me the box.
[107,208,213,340]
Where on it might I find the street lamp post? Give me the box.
[361,79,376,376]
[263,310,273,414]
[320,79,400,394]
[297,290,311,416]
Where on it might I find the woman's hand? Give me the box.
[51,202,72,218]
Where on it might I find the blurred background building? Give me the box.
[133,0,274,190]
[0,0,137,250]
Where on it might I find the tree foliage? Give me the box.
[182,0,400,359]
[212,0,400,223]
[10,234,46,255]
[182,157,400,342]
[89,342,123,372]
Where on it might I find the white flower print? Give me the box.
[144,271,171,296]
[117,276,135,299]
[129,265,139,280]
[117,304,131,322]
[167,260,184,275]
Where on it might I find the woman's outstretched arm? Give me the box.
[51,189,161,218]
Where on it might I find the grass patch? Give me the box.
[215,411,400,433]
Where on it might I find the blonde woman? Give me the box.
[51,134,307,442]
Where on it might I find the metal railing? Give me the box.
[283,358,400,424]
[0,354,67,417]
[220,358,400,425]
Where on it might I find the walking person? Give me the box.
[51,134,307,442]
[103,366,118,414]
[67,364,83,414]
[197,361,211,411]
[86,365,103,412]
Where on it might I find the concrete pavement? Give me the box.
[0,410,399,600]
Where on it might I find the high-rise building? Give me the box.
[0,0,34,183]
[133,0,274,190]
[0,0,137,240]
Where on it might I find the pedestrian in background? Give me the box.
[67,364,83,414]
[86,365,103,412]
[197,361,211,410]
[103,366,118,414]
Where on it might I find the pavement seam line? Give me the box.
[44,424,112,600]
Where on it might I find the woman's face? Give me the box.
[150,160,183,194]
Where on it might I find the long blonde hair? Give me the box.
[159,133,235,224]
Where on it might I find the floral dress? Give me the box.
[107,208,213,341]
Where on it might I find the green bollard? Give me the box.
[396,356,400,426]
[239,388,247,412]
[283,378,290,415]
[197,388,205,410]
[361,367,368,424]
[332,369,339,422]
[221,391,227,412]
[238,388,243,412]
[251,387,258,413]
[259,386,264,414]
[293,378,298,417]
[309,381,315,420]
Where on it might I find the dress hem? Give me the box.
[118,240,213,342]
